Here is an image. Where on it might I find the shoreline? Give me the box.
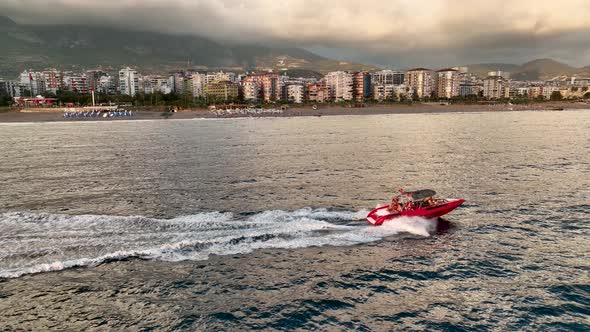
[0,102,588,123]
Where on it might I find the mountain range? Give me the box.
[1,15,589,81]
[0,16,374,78]
[466,59,590,81]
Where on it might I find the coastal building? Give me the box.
[88,70,113,93]
[306,82,330,103]
[278,75,291,100]
[0,80,27,98]
[488,71,510,80]
[242,77,262,101]
[119,67,139,96]
[242,73,281,102]
[140,76,153,94]
[324,71,353,102]
[98,75,117,95]
[353,72,371,102]
[85,70,108,93]
[204,81,239,102]
[516,87,530,97]
[436,68,460,99]
[172,72,187,93]
[373,84,395,101]
[570,77,590,87]
[529,86,542,98]
[141,75,172,95]
[286,84,305,104]
[188,73,207,98]
[19,71,46,96]
[69,76,89,94]
[503,86,517,99]
[206,73,217,84]
[452,66,469,74]
[13,96,58,107]
[42,69,63,93]
[483,76,505,99]
[373,84,412,101]
[261,73,280,102]
[542,86,561,100]
[405,68,435,99]
[206,71,237,84]
[459,83,482,97]
[371,70,405,85]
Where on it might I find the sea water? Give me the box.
[0,111,589,330]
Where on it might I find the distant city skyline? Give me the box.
[2,0,590,68]
[6,65,590,106]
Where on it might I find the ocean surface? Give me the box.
[0,110,589,331]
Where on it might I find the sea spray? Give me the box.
[0,209,436,278]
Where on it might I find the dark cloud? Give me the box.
[1,0,589,67]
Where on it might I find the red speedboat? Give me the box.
[366,190,465,226]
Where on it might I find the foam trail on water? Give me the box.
[0,208,437,278]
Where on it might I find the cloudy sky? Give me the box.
[2,0,590,67]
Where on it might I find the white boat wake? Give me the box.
[0,208,438,278]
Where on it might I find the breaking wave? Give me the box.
[0,208,438,278]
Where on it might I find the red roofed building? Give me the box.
[14,96,58,107]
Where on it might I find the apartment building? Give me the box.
[119,67,139,96]
[483,76,505,99]
[324,71,353,102]
[286,84,305,104]
[405,68,435,99]
[371,70,405,85]
[306,82,330,103]
[353,72,371,102]
[436,68,460,99]
[204,81,239,101]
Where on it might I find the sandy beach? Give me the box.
[0,101,588,123]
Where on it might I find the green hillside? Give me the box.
[465,63,521,78]
[0,16,375,78]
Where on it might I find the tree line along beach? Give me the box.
[0,101,588,123]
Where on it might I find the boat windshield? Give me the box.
[408,189,436,200]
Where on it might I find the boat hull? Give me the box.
[366,199,465,226]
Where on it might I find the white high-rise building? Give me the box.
[373,84,395,101]
[373,84,412,101]
[286,84,305,103]
[542,86,561,100]
[141,76,171,95]
[119,67,139,96]
[242,80,261,101]
[0,80,27,97]
[324,71,354,101]
[19,71,45,96]
[206,71,236,84]
[483,76,505,99]
[98,75,116,94]
[371,70,405,86]
[405,68,435,99]
[436,69,460,99]
[188,73,207,98]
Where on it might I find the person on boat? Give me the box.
[425,197,437,207]
[397,188,415,211]
[403,201,414,211]
[388,197,403,213]
[388,197,399,212]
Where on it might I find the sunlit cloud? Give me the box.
[2,0,589,66]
